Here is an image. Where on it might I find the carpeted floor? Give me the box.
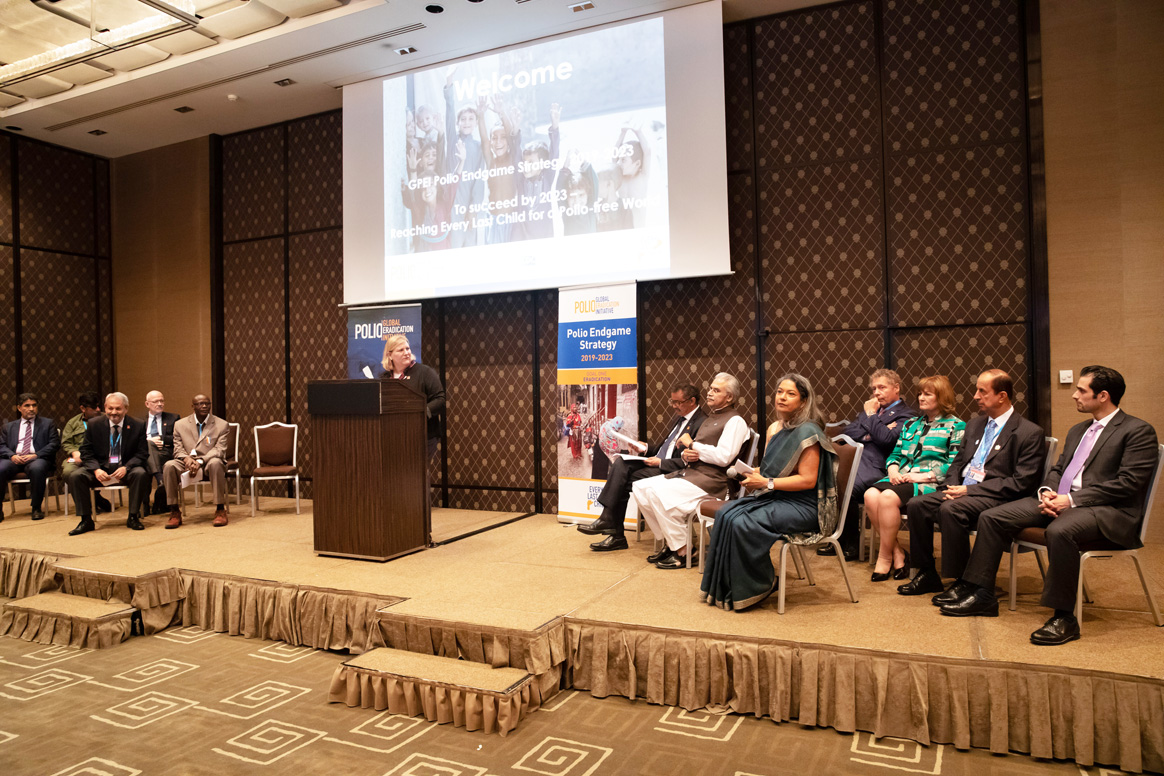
[0,627,1106,776]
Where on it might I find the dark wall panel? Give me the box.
[0,134,11,243]
[724,23,754,174]
[223,237,287,491]
[20,250,98,428]
[447,487,534,514]
[95,158,111,258]
[18,143,94,255]
[97,260,114,396]
[288,112,343,232]
[764,329,885,424]
[222,127,285,243]
[537,289,558,499]
[0,247,15,404]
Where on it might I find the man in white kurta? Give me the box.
[634,374,750,567]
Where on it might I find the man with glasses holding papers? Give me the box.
[162,394,231,529]
[67,392,150,535]
[578,384,705,552]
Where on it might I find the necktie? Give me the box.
[19,420,32,454]
[1059,421,1102,492]
[110,425,122,460]
[660,419,684,458]
[963,419,1000,486]
[150,416,159,437]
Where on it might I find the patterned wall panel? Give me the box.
[443,292,535,491]
[0,133,11,243]
[20,250,99,428]
[97,260,114,395]
[288,112,342,232]
[892,323,1030,419]
[0,247,15,406]
[18,142,94,255]
[887,143,1028,327]
[95,158,111,258]
[724,23,753,174]
[764,329,885,425]
[447,487,534,514]
[758,159,884,331]
[882,0,1025,153]
[287,229,346,492]
[223,238,287,495]
[421,300,444,497]
[537,289,558,500]
[222,127,285,243]
[643,357,760,444]
[754,3,880,169]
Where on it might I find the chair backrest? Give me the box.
[254,422,298,468]
[225,422,240,462]
[829,434,865,541]
[1136,444,1164,544]
[1042,436,1059,482]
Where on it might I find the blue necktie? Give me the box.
[150,416,159,437]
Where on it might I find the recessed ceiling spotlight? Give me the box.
[467,0,484,3]
[4,126,22,131]
[425,4,443,12]
[174,105,195,113]
[274,78,296,87]
[569,0,594,10]
[396,46,418,55]
[88,129,107,135]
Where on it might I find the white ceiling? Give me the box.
[0,0,816,158]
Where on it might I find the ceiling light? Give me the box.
[174,105,195,112]
[425,4,444,12]
[569,1,594,10]
[274,78,297,87]
[5,126,23,132]
[467,0,484,3]
[88,129,108,135]
[395,46,418,55]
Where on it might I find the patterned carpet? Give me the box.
[0,627,1110,776]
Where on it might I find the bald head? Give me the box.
[145,391,165,416]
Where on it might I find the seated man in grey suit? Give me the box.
[162,394,231,529]
[577,383,706,552]
[68,392,151,535]
[939,366,1159,646]
[898,369,1045,600]
[0,393,61,522]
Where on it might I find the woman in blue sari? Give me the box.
[700,374,838,611]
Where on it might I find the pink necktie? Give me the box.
[19,421,32,454]
[1059,422,1101,492]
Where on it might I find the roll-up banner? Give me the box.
[347,304,423,379]
[556,283,638,521]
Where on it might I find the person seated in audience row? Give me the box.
[898,369,1045,599]
[162,394,232,530]
[0,393,61,522]
[68,392,150,535]
[864,375,965,582]
[701,374,838,610]
[61,391,112,514]
[823,369,915,561]
[931,366,1159,646]
[576,383,705,552]
[634,373,749,569]
[143,390,179,516]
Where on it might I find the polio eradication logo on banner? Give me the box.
[557,283,638,521]
[346,304,423,379]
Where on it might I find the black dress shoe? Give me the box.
[126,514,145,531]
[95,496,113,514]
[590,534,628,552]
[940,588,998,617]
[892,551,911,580]
[871,568,892,582]
[69,518,95,536]
[816,544,837,556]
[842,545,859,562]
[150,501,169,516]
[932,580,975,607]
[656,551,695,569]
[577,519,617,536]
[897,568,944,596]
[30,509,45,521]
[1030,614,1080,646]
[647,546,671,564]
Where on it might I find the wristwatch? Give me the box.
[767,478,775,490]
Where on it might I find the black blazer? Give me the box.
[1043,410,1159,548]
[0,416,61,461]
[941,411,1045,500]
[843,401,917,484]
[650,408,707,475]
[144,411,180,459]
[80,415,150,472]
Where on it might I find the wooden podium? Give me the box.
[307,379,431,561]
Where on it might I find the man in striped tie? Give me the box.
[939,366,1159,645]
[0,393,60,522]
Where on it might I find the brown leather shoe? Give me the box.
[213,509,229,527]
[165,510,182,529]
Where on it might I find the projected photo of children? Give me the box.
[388,18,667,256]
[556,384,640,482]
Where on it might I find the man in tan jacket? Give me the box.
[162,394,231,528]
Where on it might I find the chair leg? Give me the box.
[858,506,867,562]
[777,542,789,615]
[789,544,805,580]
[251,478,257,517]
[1008,543,1019,611]
[831,539,858,603]
[798,546,816,586]
[6,483,14,516]
[64,483,69,516]
[685,512,695,569]
[235,473,241,505]
[1074,556,1086,624]
[1035,550,1047,579]
[1129,553,1164,626]
[52,479,60,514]
[295,477,301,515]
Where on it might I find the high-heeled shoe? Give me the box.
[871,566,892,582]
[892,550,911,580]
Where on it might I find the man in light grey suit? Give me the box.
[162,394,231,529]
[939,366,1160,645]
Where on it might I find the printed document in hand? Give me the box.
[732,459,754,475]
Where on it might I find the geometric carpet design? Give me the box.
[0,627,1091,776]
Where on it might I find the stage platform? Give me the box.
[1,497,1162,772]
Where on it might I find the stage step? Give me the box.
[328,647,537,736]
[0,591,136,649]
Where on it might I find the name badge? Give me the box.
[109,452,120,464]
[967,464,986,482]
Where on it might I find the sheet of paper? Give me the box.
[616,454,648,462]
[180,470,192,489]
[610,430,647,452]
[732,459,753,475]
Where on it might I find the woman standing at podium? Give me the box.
[381,334,445,458]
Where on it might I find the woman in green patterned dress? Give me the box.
[865,375,965,582]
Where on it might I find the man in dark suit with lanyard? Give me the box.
[940,366,1159,645]
[143,390,180,515]
[898,369,1045,599]
[66,391,151,535]
[824,369,915,560]
[578,383,706,552]
[0,393,61,522]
